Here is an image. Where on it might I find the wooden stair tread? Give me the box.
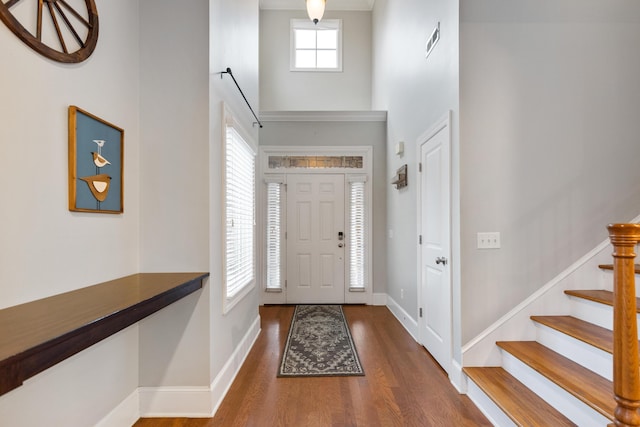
[497,341,615,420]
[464,366,577,426]
[564,289,640,313]
[531,315,613,354]
[599,263,640,274]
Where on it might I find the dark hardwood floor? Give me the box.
[134,305,491,426]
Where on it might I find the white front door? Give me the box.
[418,115,452,374]
[286,174,345,304]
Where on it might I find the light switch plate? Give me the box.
[477,232,500,249]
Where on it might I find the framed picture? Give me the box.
[68,106,124,213]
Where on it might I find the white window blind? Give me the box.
[225,125,255,299]
[349,177,367,290]
[266,182,282,290]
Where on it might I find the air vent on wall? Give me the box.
[426,22,440,59]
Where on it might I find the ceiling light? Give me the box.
[306,0,326,25]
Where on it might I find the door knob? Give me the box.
[435,257,448,265]
[338,243,344,248]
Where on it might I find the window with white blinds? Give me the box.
[265,182,282,290]
[348,177,367,290]
[224,124,256,305]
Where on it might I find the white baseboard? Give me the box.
[138,314,261,418]
[449,359,465,393]
[138,386,215,417]
[209,314,261,416]
[372,292,387,306]
[94,389,140,427]
[386,295,418,341]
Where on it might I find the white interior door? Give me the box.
[286,174,345,304]
[418,116,452,374]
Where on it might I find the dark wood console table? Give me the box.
[0,272,209,396]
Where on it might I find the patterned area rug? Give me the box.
[278,305,364,377]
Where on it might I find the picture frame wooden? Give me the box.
[68,106,124,213]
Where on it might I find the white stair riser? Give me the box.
[501,351,611,427]
[568,296,640,331]
[534,323,612,381]
[466,379,518,427]
[599,270,640,298]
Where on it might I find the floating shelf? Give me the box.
[0,272,209,396]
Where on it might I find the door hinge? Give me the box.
[285,280,287,288]
[285,231,287,240]
[419,307,423,318]
[419,235,422,245]
[419,162,422,172]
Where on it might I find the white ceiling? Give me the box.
[259,0,375,11]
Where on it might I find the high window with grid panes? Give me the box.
[290,19,342,72]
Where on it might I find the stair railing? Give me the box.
[608,223,640,427]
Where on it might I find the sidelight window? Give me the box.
[348,176,367,291]
[265,180,283,291]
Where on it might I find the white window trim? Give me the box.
[222,104,257,314]
[290,19,343,72]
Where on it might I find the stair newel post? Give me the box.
[609,223,640,427]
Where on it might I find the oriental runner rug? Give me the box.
[278,305,364,377]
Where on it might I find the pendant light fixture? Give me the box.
[306,0,326,25]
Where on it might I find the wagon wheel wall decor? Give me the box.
[0,0,98,63]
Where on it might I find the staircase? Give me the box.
[464,225,640,427]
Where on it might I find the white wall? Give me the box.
[137,0,262,412]
[259,119,387,297]
[138,0,212,390]
[372,0,640,367]
[209,0,261,385]
[139,0,210,272]
[0,0,263,423]
[371,0,461,359]
[0,2,140,308]
[0,0,141,425]
[459,0,640,342]
[260,10,372,111]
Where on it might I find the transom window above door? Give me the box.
[290,19,342,72]
[268,155,363,169]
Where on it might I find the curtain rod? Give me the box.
[219,67,263,128]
